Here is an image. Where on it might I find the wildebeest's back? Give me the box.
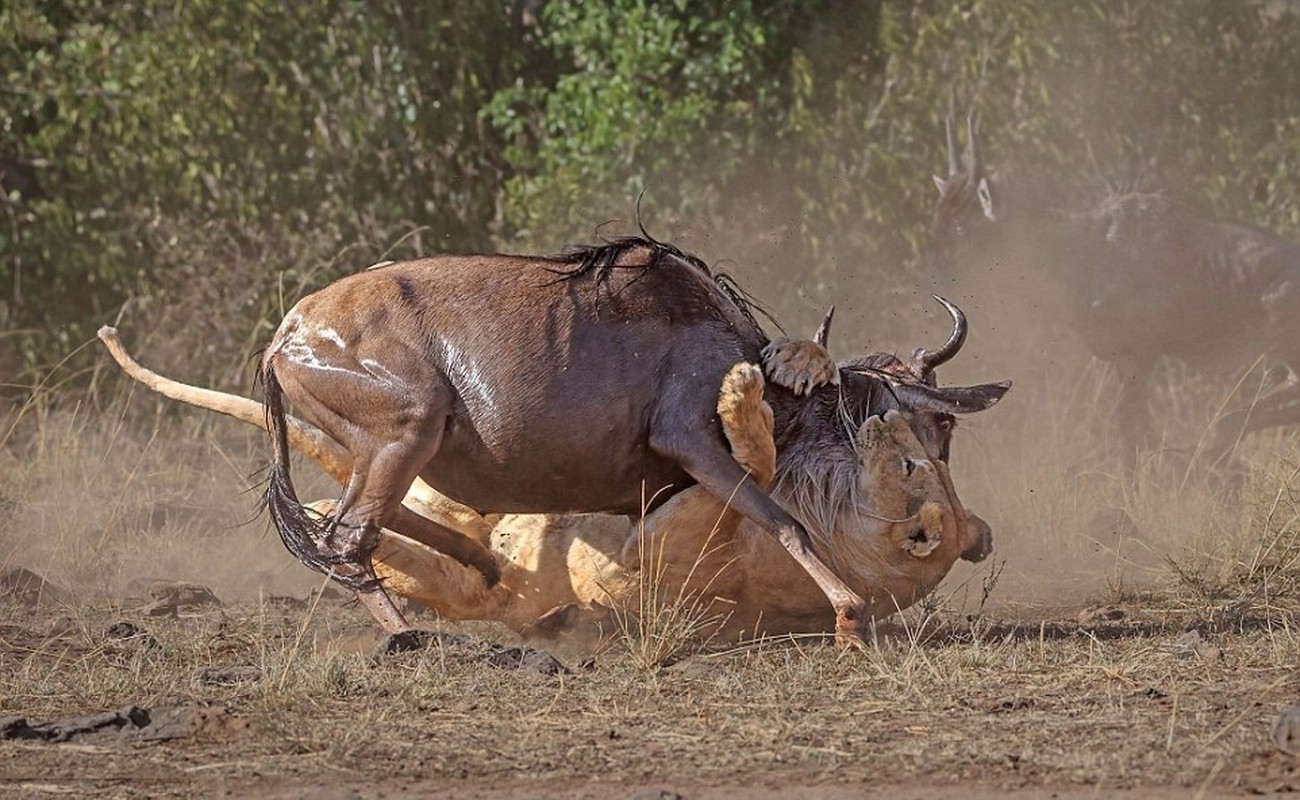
[276,245,768,515]
[1086,194,1300,363]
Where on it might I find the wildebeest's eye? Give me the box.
[954,223,967,237]
[938,417,955,433]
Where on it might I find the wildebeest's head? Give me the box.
[837,296,1008,462]
[770,297,1008,572]
[927,114,998,274]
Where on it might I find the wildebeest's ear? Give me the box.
[932,174,950,195]
[893,380,1011,414]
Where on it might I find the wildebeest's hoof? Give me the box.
[472,551,502,587]
[761,337,839,396]
[833,607,868,650]
[372,628,444,658]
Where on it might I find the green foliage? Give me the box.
[2,0,1299,392]
[1,0,519,386]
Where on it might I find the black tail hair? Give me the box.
[262,362,369,589]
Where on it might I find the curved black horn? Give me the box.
[915,295,968,372]
[813,305,835,349]
[966,111,982,178]
[945,116,960,178]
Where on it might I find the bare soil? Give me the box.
[2,591,1299,799]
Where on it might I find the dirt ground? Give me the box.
[2,586,1299,799]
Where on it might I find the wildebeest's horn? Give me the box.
[945,116,960,178]
[894,380,1011,414]
[813,305,835,349]
[966,112,982,178]
[914,295,967,372]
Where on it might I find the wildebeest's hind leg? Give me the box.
[265,360,487,634]
[648,364,868,644]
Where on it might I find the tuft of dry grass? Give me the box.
[608,493,736,672]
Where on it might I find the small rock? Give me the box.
[104,621,159,650]
[145,580,221,616]
[196,665,263,686]
[629,791,686,800]
[0,567,70,607]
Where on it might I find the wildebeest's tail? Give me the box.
[262,361,360,586]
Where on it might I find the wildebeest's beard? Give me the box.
[768,364,927,545]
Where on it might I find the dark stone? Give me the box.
[0,705,150,742]
[371,629,569,675]
[196,665,263,686]
[104,620,159,650]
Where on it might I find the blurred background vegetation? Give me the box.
[2,0,1299,399]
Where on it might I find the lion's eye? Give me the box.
[903,458,917,476]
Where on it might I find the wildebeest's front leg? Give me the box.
[1208,379,1300,461]
[648,372,867,644]
[1112,355,1156,452]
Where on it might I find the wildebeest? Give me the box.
[99,327,994,640]
[928,116,1300,458]
[258,236,1009,643]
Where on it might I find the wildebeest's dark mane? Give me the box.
[772,364,902,544]
[548,235,779,336]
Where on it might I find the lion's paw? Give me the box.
[896,501,944,559]
[760,337,839,396]
[718,363,776,486]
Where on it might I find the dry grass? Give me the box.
[3,347,1300,796]
[608,495,738,672]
